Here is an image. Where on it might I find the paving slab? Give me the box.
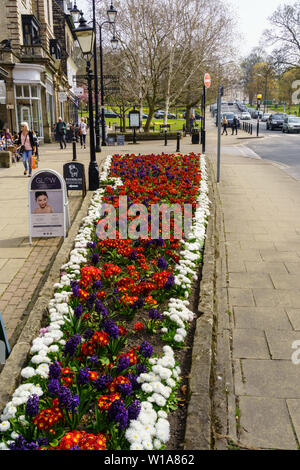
[233,306,292,331]
[286,309,300,331]
[244,261,288,274]
[238,396,298,450]
[232,329,270,359]
[265,329,300,360]
[229,272,273,289]
[286,400,300,446]
[236,359,300,399]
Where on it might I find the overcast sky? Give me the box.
[75,0,287,58]
[231,0,287,57]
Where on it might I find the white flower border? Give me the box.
[0,153,209,451]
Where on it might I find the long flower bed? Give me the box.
[0,152,209,451]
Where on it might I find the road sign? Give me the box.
[58,92,67,102]
[73,87,84,97]
[204,73,211,89]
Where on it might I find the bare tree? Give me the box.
[264,2,300,69]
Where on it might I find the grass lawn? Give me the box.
[79,112,202,132]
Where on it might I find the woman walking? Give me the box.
[79,117,87,149]
[18,122,36,177]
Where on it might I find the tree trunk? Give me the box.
[145,99,155,132]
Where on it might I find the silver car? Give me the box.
[282,116,300,133]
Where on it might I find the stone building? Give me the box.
[0,0,78,143]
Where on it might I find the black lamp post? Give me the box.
[74,13,99,190]
[99,3,118,146]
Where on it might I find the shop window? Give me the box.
[22,15,41,46]
[49,39,62,59]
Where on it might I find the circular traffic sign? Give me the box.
[204,73,211,88]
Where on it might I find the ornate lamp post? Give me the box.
[74,13,99,190]
[99,3,118,146]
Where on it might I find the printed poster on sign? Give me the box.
[28,170,69,243]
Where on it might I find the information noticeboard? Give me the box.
[129,110,140,129]
[63,162,86,197]
[28,169,70,244]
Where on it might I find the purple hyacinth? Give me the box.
[128,400,141,420]
[58,386,79,413]
[9,436,39,451]
[107,400,128,430]
[83,328,94,340]
[164,274,175,290]
[25,394,39,418]
[139,341,153,358]
[71,281,80,297]
[74,305,83,319]
[148,308,162,320]
[132,297,144,309]
[77,367,90,387]
[118,381,132,396]
[63,334,81,357]
[49,361,61,380]
[87,242,97,250]
[117,355,130,372]
[137,364,147,374]
[91,253,100,266]
[88,355,99,365]
[48,378,60,397]
[94,374,112,391]
[127,373,140,390]
[93,280,102,290]
[157,256,168,270]
[95,299,108,317]
[103,318,120,339]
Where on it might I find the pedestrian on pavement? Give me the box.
[221,116,228,135]
[17,122,36,177]
[79,117,87,149]
[55,117,67,149]
[232,116,238,135]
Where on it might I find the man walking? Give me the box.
[55,117,67,149]
[232,116,238,135]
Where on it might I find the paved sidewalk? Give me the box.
[205,117,300,449]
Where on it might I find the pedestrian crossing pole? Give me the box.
[257,93,262,137]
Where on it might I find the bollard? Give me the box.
[164,130,168,146]
[176,132,180,152]
[72,129,77,161]
[250,124,253,135]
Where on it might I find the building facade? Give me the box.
[0,0,78,143]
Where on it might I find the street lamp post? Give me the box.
[74,13,99,190]
[92,0,101,152]
[98,3,118,147]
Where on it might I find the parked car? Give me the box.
[282,116,300,133]
[183,111,201,119]
[266,113,287,130]
[261,113,271,122]
[252,110,263,119]
[240,112,251,120]
[154,111,164,119]
[104,109,118,118]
